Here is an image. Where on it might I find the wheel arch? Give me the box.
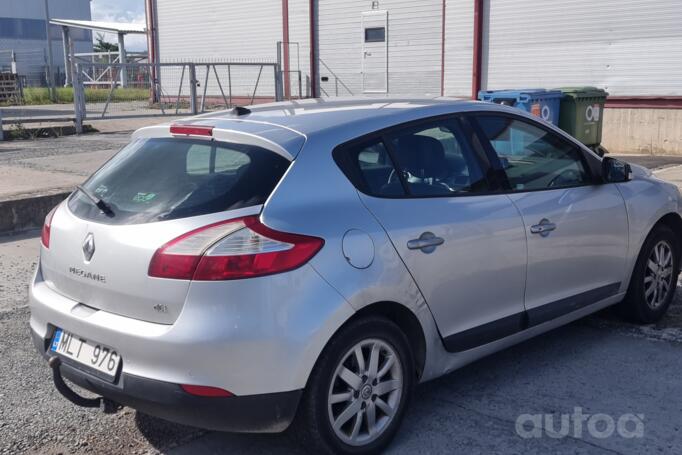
[307,301,427,387]
[654,212,682,251]
[352,301,427,381]
[625,211,682,291]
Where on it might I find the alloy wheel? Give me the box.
[644,240,674,310]
[327,338,403,447]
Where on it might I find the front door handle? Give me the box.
[407,232,444,253]
[530,218,556,237]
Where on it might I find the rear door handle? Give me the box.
[530,219,556,237]
[407,232,444,253]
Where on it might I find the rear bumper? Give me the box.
[29,262,354,396]
[32,329,302,432]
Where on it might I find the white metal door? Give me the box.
[361,10,388,94]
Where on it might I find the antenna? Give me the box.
[230,106,251,116]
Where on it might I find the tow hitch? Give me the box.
[48,356,121,414]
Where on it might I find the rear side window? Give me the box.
[335,140,405,197]
[68,138,290,225]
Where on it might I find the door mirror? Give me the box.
[601,157,631,183]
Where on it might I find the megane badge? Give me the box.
[82,233,96,262]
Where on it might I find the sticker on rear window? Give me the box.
[132,192,157,203]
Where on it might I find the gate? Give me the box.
[72,61,283,130]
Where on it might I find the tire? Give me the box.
[620,224,680,323]
[290,316,415,454]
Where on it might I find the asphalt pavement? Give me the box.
[615,154,682,171]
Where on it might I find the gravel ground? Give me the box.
[0,232,38,313]
[0,233,206,455]
[0,307,206,455]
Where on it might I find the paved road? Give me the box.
[614,154,682,171]
[1,232,682,454]
[0,106,77,118]
[0,134,129,200]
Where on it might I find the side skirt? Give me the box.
[442,283,621,353]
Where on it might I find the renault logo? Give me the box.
[82,233,96,262]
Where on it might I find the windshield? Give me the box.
[68,137,290,225]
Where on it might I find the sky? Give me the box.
[90,0,147,51]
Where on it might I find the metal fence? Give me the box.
[70,61,284,131]
[0,59,297,134]
[73,51,147,88]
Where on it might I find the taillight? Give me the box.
[41,206,58,248]
[148,216,324,281]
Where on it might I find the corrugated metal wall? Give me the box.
[155,0,282,99]
[316,0,442,97]
[156,0,281,63]
[482,0,682,96]
[443,0,473,98]
[153,0,682,100]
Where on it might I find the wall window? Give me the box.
[0,18,91,42]
[364,27,385,43]
[476,115,590,191]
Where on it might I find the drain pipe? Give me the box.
[471,0,484,99]
[440,0,446,96]
[282,0,291,99]
[145,0,159,102]
[308,0,318,97]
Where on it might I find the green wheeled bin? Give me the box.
[555,87,609,156]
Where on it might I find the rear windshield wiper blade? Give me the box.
[75,185,115,216]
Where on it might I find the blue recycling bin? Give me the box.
[478,89,563,126]
[478,89,563,156]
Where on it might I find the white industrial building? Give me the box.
[147,0,682,153]
[0,0,92,86]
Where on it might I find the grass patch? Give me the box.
[19,87,150,105]
[4,123,97,140]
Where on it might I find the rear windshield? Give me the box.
[68,137,290,225]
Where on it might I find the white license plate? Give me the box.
[51,329,121,378]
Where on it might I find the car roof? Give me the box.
[177,98,496,136]
[134,98,566,159]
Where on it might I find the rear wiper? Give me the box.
[75,185,115,216]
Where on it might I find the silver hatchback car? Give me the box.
[30,99,681,454]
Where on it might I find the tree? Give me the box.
[94,33,119,53]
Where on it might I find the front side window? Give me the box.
[476,115,590,191]
[385,120,488,197]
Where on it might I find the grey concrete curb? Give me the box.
[0,190,71,236]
